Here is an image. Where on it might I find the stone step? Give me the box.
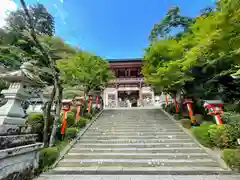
[70,147,205,154]
[92,121,176,124]
[65,152,210,160]
[78,138,193,144]
[92,122,175,124]
[88,129,182,132]
[57,158,219,168]
[90,126,179,129]
[74,142,198,148]
[45,166,232,175]
[81,135,189,139]
[91,124,178,127]
[84,132,186,136]
[51,109,229,176]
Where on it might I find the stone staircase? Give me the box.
[46,109,231,175]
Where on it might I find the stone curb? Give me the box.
[51,109,104,169]
[160,108,230,170]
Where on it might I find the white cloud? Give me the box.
[60,0,64,3]
[0,0,17,28]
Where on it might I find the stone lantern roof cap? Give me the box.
[62,99,73,103]
[0,62,47,87]
[75,96,84,100]
[204,100,224,105]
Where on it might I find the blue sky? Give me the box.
[12,0,215,59]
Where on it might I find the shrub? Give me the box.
[65,127,79,140]
[222,149,240,172]
[191,122,214,148]
[173,113,181,120]
[66,111,75,127]
[180,118,191,129]
[55,123,63,141]
[73,117,89,128]
[26,113,54,142]
[224,103,240,113]
[194,114,204,124]
[203,114,214,122]
[84,112,92,120]
[221,111,240,124]
[165,103,176,114]
[71,107,77,115]
[201,121,214,127]
[208,124,238,148]
[38,147,58,172]
[222,112,240,144]
[161,103,166,109]
[27,113,44,130]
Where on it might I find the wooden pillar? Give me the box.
[115,83,118,107]
[139,82,142,106]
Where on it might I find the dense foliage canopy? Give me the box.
[142,0,240,106]
[57,52,114,96]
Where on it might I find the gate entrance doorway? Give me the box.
[118,90,139,107]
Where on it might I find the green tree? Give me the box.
[143,0,240,114]
[149,6,193,41]
[5,3,55,36]
[57,52,114,98]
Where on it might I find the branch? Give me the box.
[20,0,51,66]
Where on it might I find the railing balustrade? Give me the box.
[110,77,144,83]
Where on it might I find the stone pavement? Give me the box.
[38,109,240,179]
[37,174,240,180]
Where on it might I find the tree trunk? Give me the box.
[42,87,55,147]
[49,76,63,147]
[42,102,48,145]
[82,89,89,116]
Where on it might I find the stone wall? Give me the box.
[0,68,44,180]
[0,143,42,180]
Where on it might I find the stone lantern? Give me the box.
[87,95,93,113]
[74,96,84,121]
[204,100,224,125]
[0,64,45,133]
[0,62,44,179]
[183,98,194,122]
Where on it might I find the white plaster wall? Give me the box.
[103,88,117,108]
[26,104,43,114]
